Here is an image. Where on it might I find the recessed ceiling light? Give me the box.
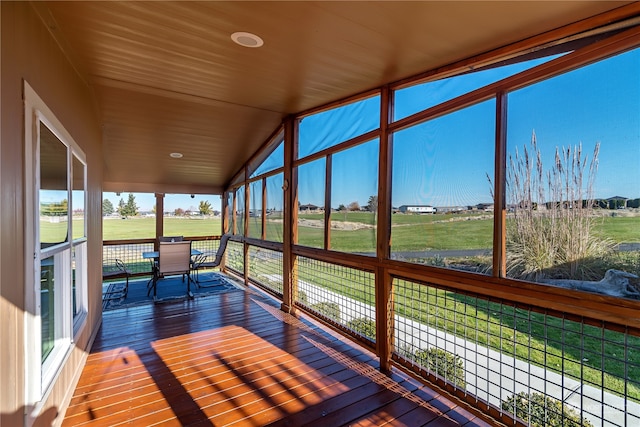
[231,31,264,48]
[169,152,183,158]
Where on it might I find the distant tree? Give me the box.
[102,199,114,216]
[347,201,360,211]
[367,195,378,213]
[117,198,126,216]
[152,204,156,214]
[337,204,346,211]
[609,199,625,210]
[174,207,185,216]
[41,199,68,216]
[119,193,138,217]
[595,199,608,209]
[199,200,212,215]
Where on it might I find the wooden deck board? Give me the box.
[62,286,495,427]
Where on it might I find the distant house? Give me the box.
[299,203,320,212]
[475,203,494,211]
[436,206,466,214]
[398,205,436,214]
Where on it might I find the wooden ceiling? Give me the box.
[36,1,633,194]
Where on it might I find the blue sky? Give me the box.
[296,47,640,208]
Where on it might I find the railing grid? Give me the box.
[226,240,245,275]
[103,242,154,275]
[189,238,220,258]
[392,277,640,427]
[295,256,376,342]
[247,246,283,295]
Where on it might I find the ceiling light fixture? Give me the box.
[169,152,183,158]
[231,31,264,48]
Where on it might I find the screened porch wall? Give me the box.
[224,22,640,427]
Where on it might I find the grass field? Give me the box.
[43,212,640,281]
[99,211,640,250]
[103,216,222,240]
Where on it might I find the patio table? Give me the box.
[143,249,202,300]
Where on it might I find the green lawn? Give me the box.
[598,215,640,242]
[95,212,640,250]
[103,216,222,240]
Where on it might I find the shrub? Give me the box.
[310,301,340,320]
[296,290,308,304]
[501,392,594,427]
[398,345,465,388]
[346,317,376,340]
[424,254,446,267]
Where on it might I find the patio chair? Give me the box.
[102,258,130,300]
[191,234,231,287]
[158,236,185,280]
[150,240,194,300]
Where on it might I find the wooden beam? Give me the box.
[222,191,229,235]
[154,193,164,250]
[282,117,299,314]
[221,191,229,271]
[376,85,393,373]
[231,189,237,235]
[324,154,332,250]
[493,92,507,278]
[243,168,250,284]
[261,177,267,241]
[391,3,640,90]
[391,24,640,136]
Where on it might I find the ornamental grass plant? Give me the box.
[505,132,614,280]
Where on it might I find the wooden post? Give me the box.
[376,86,393,373]
[232,190,237,235]
[282,117,298,314]
[244,168,250,284]
[324,154,332,250]
[222,192,229,235]
[220,192,229,271]
[261,177,267,241]
[494,92,507,277]
[154,193,164,251]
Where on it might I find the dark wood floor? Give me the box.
[62,284,493,426]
